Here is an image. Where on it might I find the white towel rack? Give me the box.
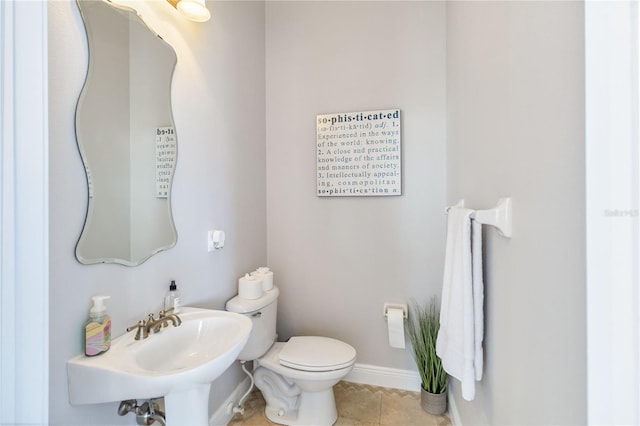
[445,198,512,238]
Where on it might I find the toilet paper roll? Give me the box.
[251,267,274,291]
[387,307,406,349]
[239,274,263,300]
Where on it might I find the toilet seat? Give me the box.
[279,336,356,372]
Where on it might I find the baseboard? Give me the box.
[209,376,251,426]
[447,387,462,426]
[343,363,421,392]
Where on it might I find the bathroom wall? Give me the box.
[446,2,586,424]
[48,1,266,424]
[47,1,588,424]
[265,1,447,372]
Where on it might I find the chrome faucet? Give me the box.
[126,308,182,340]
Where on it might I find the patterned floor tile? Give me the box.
[227,381,451,426]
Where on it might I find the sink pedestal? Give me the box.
[164,384,211,426]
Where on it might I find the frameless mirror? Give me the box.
[75,0,178,266]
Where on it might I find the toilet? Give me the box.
[226,286,356,426]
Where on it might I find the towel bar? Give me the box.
[445,198,512,238]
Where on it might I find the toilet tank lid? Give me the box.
[226,286,279,313]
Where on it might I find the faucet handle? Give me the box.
[157,310,170,329]
[126,320,147,340]
[126,319,145,331]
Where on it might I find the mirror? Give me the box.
[75,0,178,266]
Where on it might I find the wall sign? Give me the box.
[316,109,401,197]
[155,126,176,198]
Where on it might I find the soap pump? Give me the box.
[164,280,181,314]
[85,295,111,356]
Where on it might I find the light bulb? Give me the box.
[177,0,210,22]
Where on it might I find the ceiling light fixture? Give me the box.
[167,0,211,23]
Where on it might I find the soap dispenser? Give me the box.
[85,295,111,356]
[164,280,181,314]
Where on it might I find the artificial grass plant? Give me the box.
[407,297,448,394]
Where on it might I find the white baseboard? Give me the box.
[343,363,421,392]
[447,386,462,426]
[209,376,251,426]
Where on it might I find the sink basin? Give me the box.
[67,307,252,418]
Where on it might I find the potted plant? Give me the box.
[407,297,448,415]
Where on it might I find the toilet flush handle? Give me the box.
[252,312,262,318]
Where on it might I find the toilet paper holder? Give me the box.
[383,303,408,320]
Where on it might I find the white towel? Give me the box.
[436,206,484,401]
[472,218,484,383]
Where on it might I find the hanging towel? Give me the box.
[472,218,484,383]
[436,206,484,401]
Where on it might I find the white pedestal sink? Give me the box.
[67,307,252,425]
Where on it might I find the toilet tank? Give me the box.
[226,286,279,361]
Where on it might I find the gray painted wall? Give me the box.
[265,1,447,371]
[446,2,587,424]
[48,1,266,424]
[47,1,588,424]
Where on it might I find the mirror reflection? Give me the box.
[75,0,178,266]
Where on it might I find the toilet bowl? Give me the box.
[226,287,356,426]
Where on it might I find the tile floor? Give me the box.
[228,381,451,426]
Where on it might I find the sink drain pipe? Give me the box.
[118,398,166,426]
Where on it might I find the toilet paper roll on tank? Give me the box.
[238,267,275,299]
[238,274,263,299]
[251,267,273,291]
